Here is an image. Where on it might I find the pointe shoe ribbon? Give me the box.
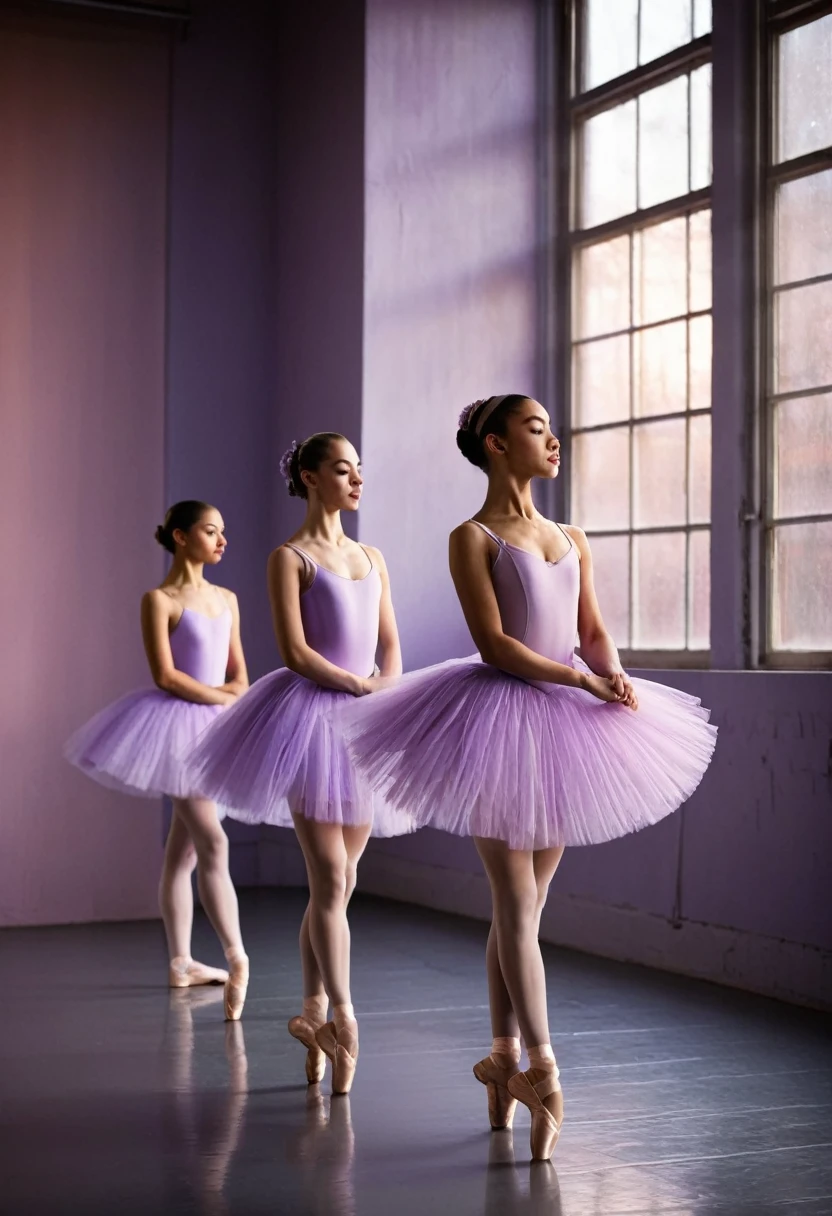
[223,955,249,1022]
[506,1068,563,1161]
[315,1020,358,1095]
[473,1055,520,1130]
[288,1015,327,1085]
[168,957,229,988]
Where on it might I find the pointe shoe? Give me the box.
[288,1015,327,1084]
[473,1055,519,1130]
[168,956,229,988]
[506,1067,563,1161]
[315,1020,358,1095]
[223,954,249,1022]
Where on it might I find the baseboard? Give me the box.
[253,840,831,1012]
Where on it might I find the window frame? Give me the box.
[760,0,832,669]
[559,1,715,669]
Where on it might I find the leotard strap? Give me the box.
[468,520,506,547]
[284,542,317,585]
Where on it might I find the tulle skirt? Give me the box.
[65,689,225,801]
[184,669,414,837]
[341,656,717,850]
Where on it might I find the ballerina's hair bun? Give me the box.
[279,432,348,499]
[456,395,528,469]
[155,500,212,554]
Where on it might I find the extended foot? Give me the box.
[473,1052,520,1129]
[289,1015,327,1085]
[223,951,249,1022]
[168,956,229,988]
[506,1067,563,1161]
[315,1020,358,1096]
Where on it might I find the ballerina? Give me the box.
[342,395,717,1159]
[186,434,411,1094]
[65,501,250,1020]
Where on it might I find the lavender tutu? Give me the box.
[341,522,717,851]
[184,542,413,837]
[65,690,225,799]
[184,668,413,837]
[65,605,233,801]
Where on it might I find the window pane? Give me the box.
[778,14,832,163]
[575,236,630,339]
[772,521,832,650]
[633,218,687,326]
[573,336,630,428]
[773,394,832,519]
[639,0,691,67]
[689,209,712,312]
[689,314,712,412]
[638,76,689,209]
[634,320,687,417]
[688,529,710,649]
[585,0,638,90]
[775,170,832,286]
[572,428,631,531]
[633,531,686,648]
[582,102,637,227]
[776,280,832,395]
[690,64,712,191]
[689,413,711,524]
[587,534,630,648]
[693,0,712,39]
[633,418,687,527]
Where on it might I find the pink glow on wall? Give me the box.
[0,17,170,925]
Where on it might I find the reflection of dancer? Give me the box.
[187,435,411,1093]
[485,1131,562,1216]
[289,1087,356,1216]
[65,502,249,1019]
[163,989,248,1216]
[343,396,717,1159]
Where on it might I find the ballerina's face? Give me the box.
[173,508,227,564]
[485,399,560,481]
[302,438,364,512]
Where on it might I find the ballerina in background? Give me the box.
[186,434,411,1095]
[66,501,250,1020]
[343,395,717,1160]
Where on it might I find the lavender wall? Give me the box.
[0,15,170,925]
[360,0,541,669]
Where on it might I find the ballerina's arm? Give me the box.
[141,590,236,706]
[565,526,637,710]
[267,545,374,696]
[363,545,402,678]
[216,589,249,698]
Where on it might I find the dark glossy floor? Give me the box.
[1,890,831,1216]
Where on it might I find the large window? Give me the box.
[568,1,713,661]
[765,3,832,660]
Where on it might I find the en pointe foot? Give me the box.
[288,1015,327,1085]
[223,951,249,1022]
[473,1054,520,1130]
[506,1067,563,1161]
[315,1020,358,1096]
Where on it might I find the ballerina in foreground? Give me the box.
[66,501,250,1020]
[186,434,411,1093]
[342,395,717,1159]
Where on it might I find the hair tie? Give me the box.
[278,440,299,487]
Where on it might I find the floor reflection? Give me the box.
[484,1129,562,1216]
[162,989,248,1216]
[287,1085,356,1216]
